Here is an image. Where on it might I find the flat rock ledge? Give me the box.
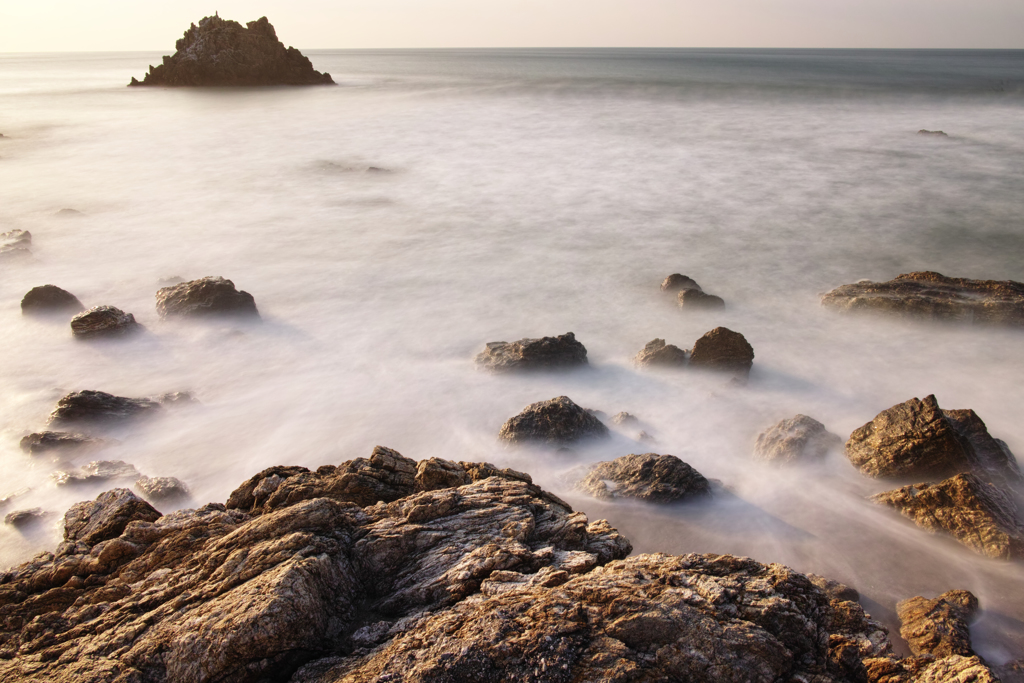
[130,15,334,86]
[497,396,610,446]
[474,332,588,372]
[821,271,1024,326]
[155,276,259,319]
[69,306,140,339]
[846,394,1023,484]
[755,414,843,465]
[576,453,712,503]
[871,472,1024,560]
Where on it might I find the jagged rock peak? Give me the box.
[130,15,334,87]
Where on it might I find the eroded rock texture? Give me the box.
[846,395,1023,483]
[871,472,1024,559]
[896,589,978,658]
[19,431,110,456]
[130,15,334,86]
[135,476,190,503]
[688,326,755,376]
[497,396,610,446]
[576,453,711,503]
[69,306,139,339]
[47,390,162,429]
[633,338,688,368]
[20,285,83,316]
[821,271,1024,326]
[155,276,259,319]
[755,415,843,465]
[474,332,588,372]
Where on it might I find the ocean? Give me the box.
[1,48,1023,659]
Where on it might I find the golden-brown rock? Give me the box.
[633,338,688,367]
[896,589,979,657]
[576,453,711,503]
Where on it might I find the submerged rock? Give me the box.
[19,431,110,456]
[918,130,949,136]
[155,275,259,319]
[576,453,711,503]
[48,390,163,428]
[3,508,48,529]
[497,396,610,446]
[846,394,1022,483]
[0,230,31,260]
[678,288,726,310]
[754,415,842,465]
[821,271,1024,326]
[688,326,755,375]
[130,15,334,86]
[474,332,588,372]
[897,589,979,657]
[633,338,688,367]
[871,472,1024,560]
[53,460,141,487]
[610,411,638,426]
[70,305,140,339]
[660,273,702,293]
[20,285,84,315]
[135,476,190,503]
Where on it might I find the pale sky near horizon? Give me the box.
[0,0,1022,52]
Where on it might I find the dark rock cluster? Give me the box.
[130,15,334,87]
[635,327,755,377]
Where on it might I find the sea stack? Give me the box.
[130,15,334,87]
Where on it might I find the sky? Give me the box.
[1,0,1022,52]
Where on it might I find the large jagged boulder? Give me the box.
[62,488,161,546]
[754,415,843,465]
[688,326,755,376]
[633,338,688,368]
[293,553,892,683]
[130,15,334,86]
[155,276,259,319]
[497,396,610,446]
[20,285,83,316]
[821,271,1024,326]
[474,332,588,372]
[871,472,1024,560]
[575,453,711,503]
[69,305,140,339]
[846,395,1022,483]
[896,589,979,658]
[47,390,163,429]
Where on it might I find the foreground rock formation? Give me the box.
[156,276,259,319]
[846,394,1023,483]
[754,415,843,465]
[70,305,140,339]
[575,453,711,503]
[498,396,609,446]
[0,447,1008,682]
[896,589,979,657]
[20,285,84,316]
[474,332,588,372]
[130,15,334,86]
[821,271,1024,326]
[871,472,1024,560]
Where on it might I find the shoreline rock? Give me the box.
[688,326,755,376]
[130,15,334,87]
[70,305,140,339]
[155,276,259,319]
[633,338,688,367]
[575,453,712,503]
[821,271,1024,326]
[897,589,979,658]
[47,390,163,429]
[497,396,610,446]
[474,332,588,372]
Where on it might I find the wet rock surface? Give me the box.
[62,488,161,546]
[47,390,163,429]
[19,431,110,456]
[53,460,141,487]
[896,589,979,658]
[688,326,755,375]
[0,230,31,260]
[155,275,259,319]
[69,305,140,339]
[821,271,1024,326]
[474,332,588,372]
[130,15,334,86]
[633,338,688,367]
[497,396,610,446]
[846,394,1023,483]
[576,453,712,503]
[754,414,843,465]
[871,472,1024,559]
[135,476,190,503]
[660,273,702,293]
[20,285,84,316]
[679,288,726,309]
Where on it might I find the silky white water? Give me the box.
[1,48,1023,659]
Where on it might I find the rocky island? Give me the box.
[130,15,334,87]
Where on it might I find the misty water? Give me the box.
[2,49,1024,660]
